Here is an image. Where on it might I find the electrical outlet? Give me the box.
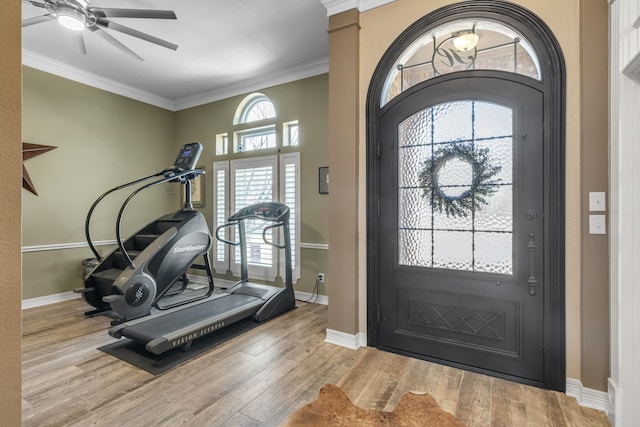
[317,272,325,283]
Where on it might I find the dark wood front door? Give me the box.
[377,75,545,384]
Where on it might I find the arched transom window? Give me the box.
[235,93,276,124]
[381,19,541,106]
[232,93,277,153]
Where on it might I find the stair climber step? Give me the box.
[133,234,159,251]
[112,250,141,270]
[91,268,125,294]
[154,220,179,235]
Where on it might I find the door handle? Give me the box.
[527,232,538,296]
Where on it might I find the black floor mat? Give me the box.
[98,318,259,375]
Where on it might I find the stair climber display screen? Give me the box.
[166,141,202,174]
[108,201,296,356]
[76,142,215,320]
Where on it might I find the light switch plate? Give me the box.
[589,214,606,234]
[589,192,606,212]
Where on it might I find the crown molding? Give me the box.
[320,0,395,16]
[173,57,329,111]
[22,50,176,110]
[23,49,328,112]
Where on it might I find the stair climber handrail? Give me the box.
[85,172,164,260]
[116,169,204,270]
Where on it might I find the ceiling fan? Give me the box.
[22,0,178,60]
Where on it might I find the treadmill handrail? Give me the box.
[85,172,163,260]
[262,223,286,249]
[116,169,204,270]
[215,222,240,246]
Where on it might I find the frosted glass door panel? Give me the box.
[397,100,514,274]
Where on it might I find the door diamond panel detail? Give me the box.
[407,299,505,339]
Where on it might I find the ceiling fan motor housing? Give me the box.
[45,0,97,30]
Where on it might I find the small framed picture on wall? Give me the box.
[319,167,329,194]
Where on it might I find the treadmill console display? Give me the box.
[172,142,203,172]
[228,202,289,222]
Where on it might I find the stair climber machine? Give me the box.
[76,142,215,320]
[108,201,296,355]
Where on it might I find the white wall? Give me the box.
[608,0,640,425]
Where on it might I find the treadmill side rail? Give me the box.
[254,288,296,322]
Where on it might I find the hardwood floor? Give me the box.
[22,299,610,426]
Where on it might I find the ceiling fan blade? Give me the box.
[96,19,178,51]
[22,14,54,27]
[71,31,87,55]
[88,27,143,61]
[23,0,47,9]
[90,8,177,20]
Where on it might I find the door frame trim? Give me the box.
[366,1,566,391]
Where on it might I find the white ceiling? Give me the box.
[21,0,330,110]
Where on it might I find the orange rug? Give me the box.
[284,384,465,426]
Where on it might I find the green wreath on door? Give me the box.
[419,143,502,217]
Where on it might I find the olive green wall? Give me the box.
[22,67,177,299]
[0,1,22,423]
[175,74,329,295]
[21,69,329,301]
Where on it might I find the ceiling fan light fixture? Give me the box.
[57,13,86,31]
[51,2,90,32]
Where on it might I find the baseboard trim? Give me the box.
[325,329,367,350]
[22,277,235,310]
[22,291,81,310]
[294,291,328,305]
[21,278,329,310]
[566,378,609,412]
[607,378,618,426]
[188,274,328,304]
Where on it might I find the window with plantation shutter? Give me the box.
[213,93,300,284]
[230,156,278,280]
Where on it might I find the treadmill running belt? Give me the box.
[120,293,262,343]
[99,318,259,374]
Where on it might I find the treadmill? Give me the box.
[108,202,296,355]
